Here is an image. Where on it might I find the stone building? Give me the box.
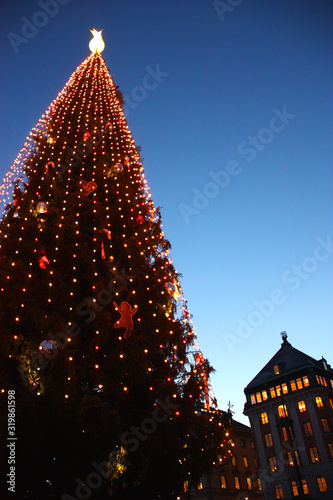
[244,332,333,499]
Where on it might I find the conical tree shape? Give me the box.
[0,41,232,499]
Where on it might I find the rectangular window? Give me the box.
[270,387,277,398]
[246,477,252,489]
[241,439,246,448]
[321,418,330,432]
[197,478,203,490]
[309,446,320,463]
[282,383,288,394]
[302,376,310,387]
[274,483,284,499]
[291,480,299,496]
[251,440,255,449]
[265,433,274,447]
[235,477,240,490]
[303,422,313,437]
[317,476,328,493]
[282,427,289,441]
[328,443,333,459]
[302,479,309,495]
[278,405,288,418]
[221,475,226,489]
[287,452,294,466]
[232,456,237,466]
[243,456,249,468]
[298,400,307,412]
[269,456,279,472]
[256,392,262,403]
[295,450,301,466]
[184,480,189,492]
[316,396,324,407]
[254,458,258,468]
[258,478,262,491]
[262,390,268,401]
[274,364,280,375]
[330,398,333,410]
[276,385,282,396]
[250,394,256,405]
[261,412,269,424]
[296,378,303,389]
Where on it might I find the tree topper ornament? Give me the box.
[113,301,138,339]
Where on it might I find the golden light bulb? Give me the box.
[89,29,105,53]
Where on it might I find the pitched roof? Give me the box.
[245,337,333,390]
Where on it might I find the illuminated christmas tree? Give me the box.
[0,31,232,499]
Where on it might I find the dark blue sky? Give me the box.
[1,0,332,423]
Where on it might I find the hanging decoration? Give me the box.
[114,163,123,173]
[105,121,113,133]
[38,249,50,269]
[80,180,97,196]
[39,340,58,357]
[36,201,47,214]
[45,161,55,173]
[113,301,138,339]
[83,132,91,140]
[164,280,180,301]
[99,228,112,259]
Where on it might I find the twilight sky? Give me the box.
[0,0,332,424]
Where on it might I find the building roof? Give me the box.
[245,334,333,390]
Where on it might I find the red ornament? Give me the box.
[136,215,144,224]
[38,251,49,269]
[195,352,205,366]
[83,132,90,140]
[80,180,97,196]
[113,301,138,339]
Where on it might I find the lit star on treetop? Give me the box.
[89,29,105,53]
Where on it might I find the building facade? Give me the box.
[185,409,262,499]
[244,333,333,500]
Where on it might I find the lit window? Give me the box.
[296,378,303,390]
[286,451,294,466]
[316,476,328,493]
[321,418,330,432]
[298,400,307,412]
[303,422,313,437]
[232,456,237,466]
[221,475,226,489]
[184,480,189,492]
[282,383,288,394]
[302,376,309,387]
[243,456,249,468]
[276,385,282,396]
[256,392,262,403]
[254,458,258,468]
[270,387,277,398]
[261,412,269,424]
[290,380,297,391]
[197,478,203,490]
[309,446,320,463]
[282,427,289,441]
[295,450,301,466]
[258,478,262,491]
[278,405,288,418]
[262,390,268,401]
[316,396,324,408]
[250,394,256,405]
[265,433,274,447]
[251,441,255,449]
[246,477,252,490]
[274,364,280,375]
[331,380,333,389]
[328,443,333,459]
[291,480,299,496]
[269,456,279,471]
[330,398,333,410]
[274,483,284,499]
[234,477,240,490]
[302,479,309,495]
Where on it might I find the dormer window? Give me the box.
[274,364,280,375]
